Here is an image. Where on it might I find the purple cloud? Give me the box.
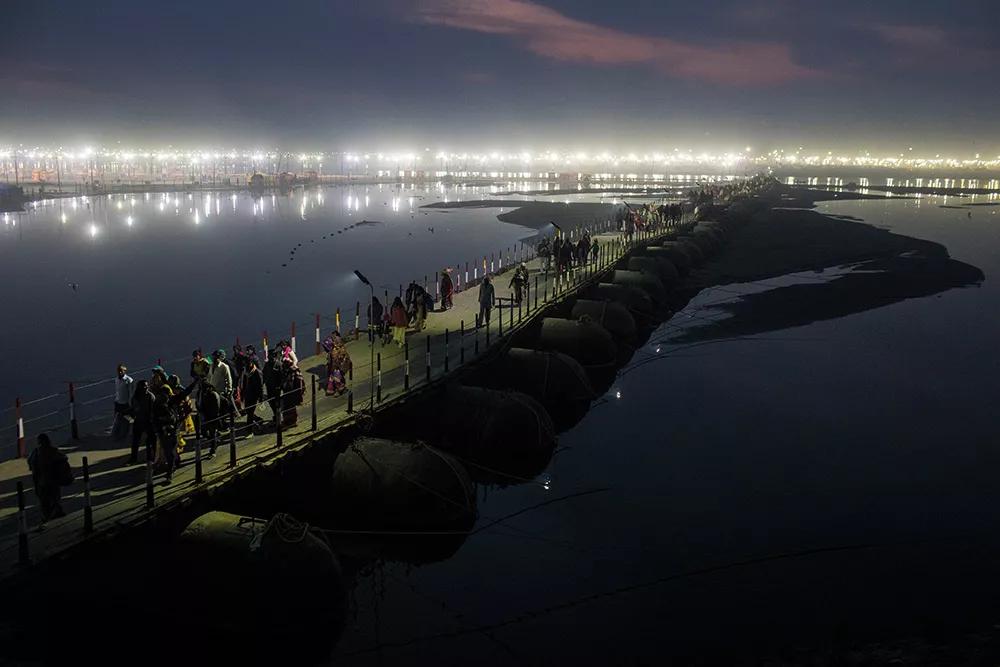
[413,0,818,85]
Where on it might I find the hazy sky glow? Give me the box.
[1,0,997,152]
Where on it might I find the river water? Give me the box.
[5,182,1000,661]
[0,183,565,402]
[329,195,1000,664]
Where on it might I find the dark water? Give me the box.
[329,196,1000,664]
[0,184,549,402]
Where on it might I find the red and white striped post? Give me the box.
[68,382,79,440]
[335,307,341,335]
[435,272,439,300]
[262,331,269,361]
[314,313,321,356]
[290,321,297,356]
[15,397,25,458]
[355,301,360,340]
[465,262,469,287]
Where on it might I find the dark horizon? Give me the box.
[2,0,998,153]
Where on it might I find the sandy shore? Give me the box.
[424,199,622,232]
[668,205,984,343]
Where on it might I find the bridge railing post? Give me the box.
[311,374,317,430]
[404,339,410,391]
[68,382,79,440]
[194,434,203,482]
[460,320,465,365]
[444,329,450,372]
[376,353,382,402]
[275,392,283,449]
[425,336,431,383]
[315,313,321,356]
[228,413,236,461]
[82,456,93,533]
[15,397,24,458]
[17,482,28,565]
[145,443,154,509]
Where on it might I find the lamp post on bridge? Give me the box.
[354,270,375,414]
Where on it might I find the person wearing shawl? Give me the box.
[325,332,353,395]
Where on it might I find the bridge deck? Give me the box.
[0,221,677,580]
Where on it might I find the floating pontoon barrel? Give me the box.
[438,385,557,478]
[696,220,729,239]
[612,269,668,305]
[538,317,617,367]
[694,225,726,247]
[536,317,620,392]
[641,245,692,276]
[681,232,718,256]
[331,438,476,530]
[177,511,346,657]
[664,239,703,266]
[571,299,637,342]
[587,283,655,317]
[626,256,679,287]
[497,347,595,404]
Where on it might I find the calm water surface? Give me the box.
[330,196,1000,664]
[0,183,571,400]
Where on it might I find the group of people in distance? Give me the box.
[366,275,447,348]
[535,231,600,276]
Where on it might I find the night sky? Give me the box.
[2,0,998,152]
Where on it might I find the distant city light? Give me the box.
[2,144,1000,188]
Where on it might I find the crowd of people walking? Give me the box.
[102,340,308,483]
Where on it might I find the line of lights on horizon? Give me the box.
[2,145,1000,170]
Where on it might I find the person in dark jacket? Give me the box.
[151,384,178,482]
[577,234,591,265]
[27,433,68,526]
[537,237,552,273]
[367,296,385,342]
[241,357,265,434]
[509,263,529,305]
[189,349,210,439]
[280,359,305,428]
[263,349,283,416]
[559,237,574,275]
[404,282,420,322]
[411,284,428,331]
[128,379,155,465]
[440,270,454,310]
[477,275,495,327]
